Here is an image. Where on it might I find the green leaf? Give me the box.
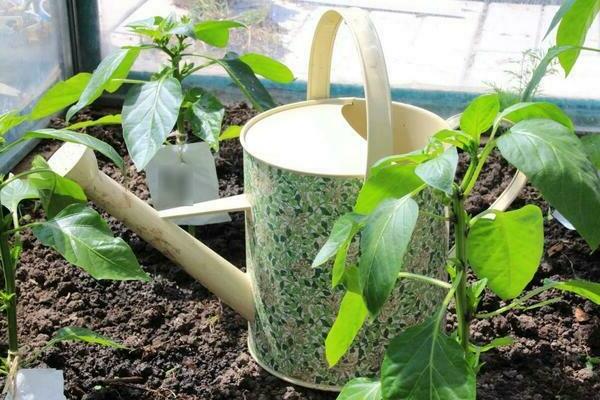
[360,197,419,316]
[337,378,382,400]
[48,327,126,349]
[355,164,423,215]
[312,213,363,268]
[32,203,149,281]
[497,119,600,249]
[188,91,224,151]
[67,48,140,121]
[239,53,294,84]
[415,146,458,195]
[476,336,515,353]
[556,0,600,75]
[0,111,26,136]
[30,73,91,120]
[546,279,600,304]
[495,102,574,132]
[122,76,183,170]
[466,206,544,300]
[0,178,38,212]
[381,316,476,400]
[325,291,368,367]
[217,52,276,111]
[23,129,124,169]
[432,129,475,152]
[460,93,500,139]
[581,134,600,169]
[28,157,87,218]
[194,20,245,47]
[466,278,488,313]
[522,46,578,102]
[219,125,242,140]
[67,114,122,130]
[544,0,578,38]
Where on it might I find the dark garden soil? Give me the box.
[1,105,599,399]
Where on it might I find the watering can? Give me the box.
[48,8,526,391]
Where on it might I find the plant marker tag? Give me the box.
[6,368,66,400]
[552,209,575,230]
[146,143,231,225]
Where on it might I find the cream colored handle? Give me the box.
[307,8,394,173]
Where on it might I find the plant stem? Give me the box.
[397,272,452,290]
[475,283,558,319]
[452,190,470,352]
[0,196,18,355]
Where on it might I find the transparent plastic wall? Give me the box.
[0,0,72,170]
[96,1,600,130]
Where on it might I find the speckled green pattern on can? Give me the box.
[244,152,448,388]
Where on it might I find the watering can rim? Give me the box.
[239,96,450,179]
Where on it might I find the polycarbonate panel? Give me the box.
[0,0,72,170]
[92,1,600,129]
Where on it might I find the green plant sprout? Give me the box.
[314,3,600,398]
[65,14,294,170]
[315,93,600,400]
[0,106,148,386]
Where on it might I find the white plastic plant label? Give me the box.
[145,143,231,225]
[5,368,66,400]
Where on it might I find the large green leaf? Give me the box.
[239,53,294,84]
[581,134,600,169]
[497,119,600,249]
[188,90,225,151]
[0,178,38,212]
[32,203,149,281]
[217,52,276,111]
[27,157,87,218]
[122,76,183,170]
[67,48,140,121]
[466,205,544,300]
[360,197,419,316]
[381,316,476,400]
[48,326,125,349]
[546,279,600,304]
[194,20,245,47]
[355,164,423,214]
[556,0,600,75]
[325,291,368,367]
[460,93,500,139]
[337,378,382,400]
[495,102,574,132]
[415,146,458,195]
[23,129,124,169]
[30,73,91,120]
[67,114,122,130]
[0,111,26,136]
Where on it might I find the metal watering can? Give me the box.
[48,8,526,391]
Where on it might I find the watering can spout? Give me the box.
[47,143,255,321]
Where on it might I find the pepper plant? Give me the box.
[0,92,149,382]
[314,93,600,399]
[65,14,293,170]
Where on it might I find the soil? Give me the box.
[1,105,599,399]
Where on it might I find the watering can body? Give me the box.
[46,7,526,392]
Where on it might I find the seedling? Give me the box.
[314,92,600,399]
[0,95,148,389]
[65,14,294,171]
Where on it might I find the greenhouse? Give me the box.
[0,0,599,399]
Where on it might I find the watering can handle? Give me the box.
[307,8,394,173]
